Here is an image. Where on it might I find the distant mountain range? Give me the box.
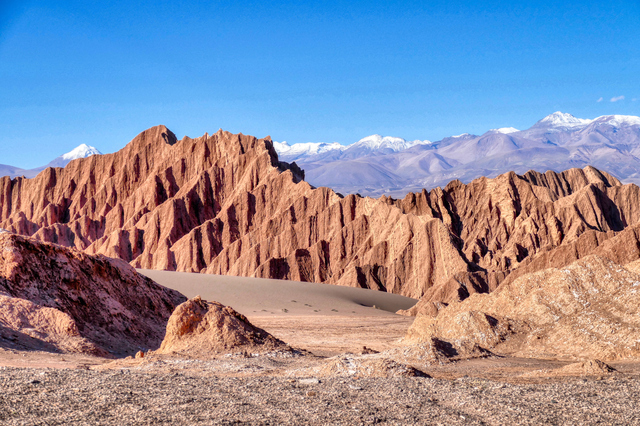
[0,144,102,178]
[4,112,640,200]
[273,134,433,163]
[274,112,640,197]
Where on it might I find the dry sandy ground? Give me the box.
[140,270,418,357]
[139,270,420,357]
[138,269,418,317]
[2,272,640,425]
[3,367,640,425]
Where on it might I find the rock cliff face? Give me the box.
[0,232,186,356]
[2,125,640,304]
[405,255,640,361]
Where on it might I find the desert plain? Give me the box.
[1,269,640,425]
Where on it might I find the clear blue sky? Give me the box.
[1,0,639,168]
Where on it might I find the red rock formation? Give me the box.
[0,232,185,356]
[2,126,640,305]
[156,296,286,355]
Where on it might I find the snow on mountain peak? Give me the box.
[451,133,471,138]
[353,134,432,151]
[61,144,102,161]
[593,115,640,127]
[274,135,432,160]
[490,127,519,134]
[532,112,640,131]
[535,112,592,128]
[356,134,401,148]
[272,140,345,158]
[272,140,291,152]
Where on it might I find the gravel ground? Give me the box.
[1,366,639,425]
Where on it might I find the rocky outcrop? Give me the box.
[156,296,286,355]
[518,359,617,378]
[2,125,640,304]
[0,232,186,356]
[313,355,430,378]
[405,215,640,316]
[554,360,616,376]
[405,255,640,361]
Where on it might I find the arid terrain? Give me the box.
[3,256,640,425]
[3,127,640,424]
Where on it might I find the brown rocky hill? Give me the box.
[156,296,286,356]
[0,232,186,356]
[2,125,640,304]
[405,255,640,361]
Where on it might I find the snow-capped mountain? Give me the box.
[0,144,102,179]
[277,112,640,197]
[44,144,102,169]
[273,141,345,163]
[274,134,431,163]
[530,112,640,131]
[350,135,432,151]
[590,114,640,127]
[532,111,593,129]
[6,113,640,199]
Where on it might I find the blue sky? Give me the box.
[1,0,639,168]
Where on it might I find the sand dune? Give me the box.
[138,269,417,317]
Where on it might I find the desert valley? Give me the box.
[4,0,640,422]
[1,124,640,424]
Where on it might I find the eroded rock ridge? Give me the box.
[2,126,640,306]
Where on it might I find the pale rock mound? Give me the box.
[306,337,491,378]
[0,233,186,356]
[557,359,616,376]
[390,338,493,366]
[157,296,286,355]
[314,355,430,378]
[520,359,616,378]
[406,255,640,361]
[302,338,490,380]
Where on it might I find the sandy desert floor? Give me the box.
[2,272,640,425]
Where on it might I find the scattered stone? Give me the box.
[1,368,639,425]
[360,346,379,355]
